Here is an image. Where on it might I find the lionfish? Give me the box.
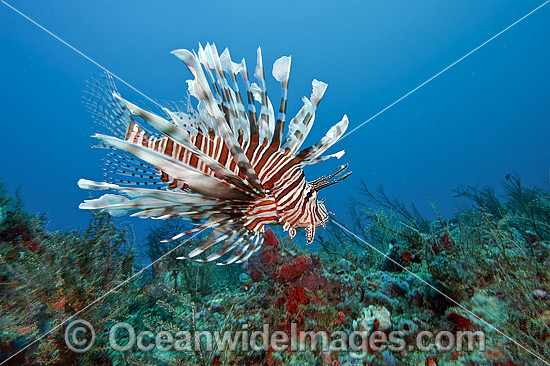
[79,43,351,264]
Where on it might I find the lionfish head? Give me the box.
[301,164,352,243]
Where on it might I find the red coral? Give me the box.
[21,239,41,253]
[245,230,283,281]
[433,233,455,254]
[264,228,279,249]
[482,345,508,360]
[286,286,309,314]
[425,358,439,366]
[493,362,517,366]
[249,268,263,283]
[211,355,221,366]
[260,248,281,267]
[53,298,67,310]
[525,232,539,244]
[447,311,472,330]
[296,273,327,291]
[401,251,412,264]
[450,351,462,361]
[278,255,312,282]
[17,327,32,334]
[337,311,346,326]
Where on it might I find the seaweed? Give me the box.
[503,173,550,241]
[361,181,432,234]
[454,184,507,220]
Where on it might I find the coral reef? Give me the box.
[0,177,549,365]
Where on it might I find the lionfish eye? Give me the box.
[305,191,313,200]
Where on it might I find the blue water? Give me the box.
[1,0,549,240]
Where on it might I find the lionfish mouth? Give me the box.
[78,43,350,264]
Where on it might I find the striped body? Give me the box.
[79,43,350,264]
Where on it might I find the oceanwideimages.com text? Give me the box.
[65,319,485,357]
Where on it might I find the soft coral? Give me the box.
[286,286,309,314]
